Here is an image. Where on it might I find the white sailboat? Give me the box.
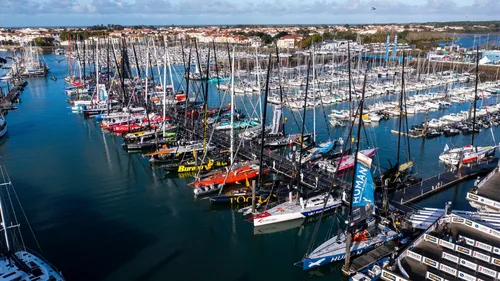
[300,153,401,270]
[252,192,342,227]
[0,164,65,280]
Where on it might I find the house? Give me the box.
[249,37,263,48]
[318,40,353,51]
[277,35,301,49]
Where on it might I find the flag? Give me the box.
[444,144,449,152]
[352,137,355,143]
[245,175,250,187]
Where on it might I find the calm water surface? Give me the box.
[0,54,497,281]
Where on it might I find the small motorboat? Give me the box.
[51,76,57,81]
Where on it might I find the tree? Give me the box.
[398,30,409,41]
[274,31,289,39]
[261,34,273,44]
[322,31,335,40]
[296,28,310,37]
[298,34,323,49]
[33,37,55,46]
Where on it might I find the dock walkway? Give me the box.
[390,160,498,205]
[346,240,399,274]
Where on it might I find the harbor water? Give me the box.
[0,54,496,280]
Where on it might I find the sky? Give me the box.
[1,0,500,27]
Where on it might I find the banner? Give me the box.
[475,241,493,252]
[477,265,497,278]
[458,271,476,281]
[442,252,459,263]
[440,263,457,276]
[459,258,477,271]
[439,239,455,250]
[352,153,374,223]
[423,257,439,269]
[493,247,500,256]
[406,250,422,262]
[424,234,439,244]
[473,251,491,263]
[490,257,500,267]
[426,272,445,281]
[456,245,472,256]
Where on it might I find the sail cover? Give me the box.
[352,152,375,223]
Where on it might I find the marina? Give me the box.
[1,24,500,281]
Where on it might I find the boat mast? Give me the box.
[255,47,262,121]
[472,45,479,148]
[106,38,110,114]
[230,46,235,165]
[166,41,174,93]
[347,41,352,112]
[0,197,11,252]
[203,47,210,154]
[183,44,192,133]
[95,38,99,105]
[343,71,367,272]
[163,38,167,137]
[312,47,316,143]
[396,53,405,166]
[68,33,72,77]
[145,39,150,113]
[255,54,272,213]
[275,44,285,134]
[297,59,312,194]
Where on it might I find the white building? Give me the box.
[249,37,262,48]
[277,35,300,49]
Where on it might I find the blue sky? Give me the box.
[2,0,499,27]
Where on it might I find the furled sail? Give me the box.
[352,152,375,223]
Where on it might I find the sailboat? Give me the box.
[438,46,497,166]
[289,139,336,164]
[300,69,401,271]
[191,163,270,196]
[299,153,401,270]
[144,141,215,164]
[252,56,342,227]
[252,191,342,226]
[316,147,378,174]
[163,152,230,173]
[0,164,65,280]
[439,144,497,166]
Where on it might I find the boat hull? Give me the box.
[301,233,401,270]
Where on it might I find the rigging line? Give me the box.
[193,85,230,180]
[0,164,41,254]
[296,58,312,195]
[212,41,222,107]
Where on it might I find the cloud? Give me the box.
[1,0,500,24]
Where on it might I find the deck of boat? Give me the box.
[344,240,399,275]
